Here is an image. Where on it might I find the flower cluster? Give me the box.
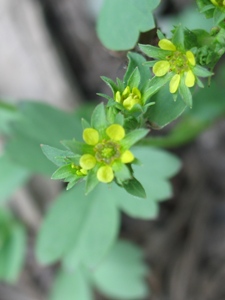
[80,124,134,183]
[115,86,142,110]
[152,39,196,94]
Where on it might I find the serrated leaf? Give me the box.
[36,182,119,267]
[97,0,160,50]
[93,240,149,300]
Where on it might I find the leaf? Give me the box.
[179,78,193,108]
[121,128,149,149]
[193,65,213,77]
[139,44,171,59]
[146,85,187,128]
[6,102,82,175]
[36,182,119,268]
[51,165,75,180]
[0,154,30,203]
[97,0,160,50]
[91,102,107,132]
[124,52,151,90]
[41,145,75,167]
[50,267,93,300]
[142,73,173,103]
[0,215,26,283]
[127,68,141,89]
[93,240,149,300]
[123,178,146,198]
[85,168,99,195]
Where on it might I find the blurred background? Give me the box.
[1,0,225,299]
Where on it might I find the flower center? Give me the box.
[94,141,120,164]
[168,51,189,74]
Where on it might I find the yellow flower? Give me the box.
[115,86,142,110]
[152,39,196,93]
[80,124,135,183]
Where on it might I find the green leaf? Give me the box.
[179,78,193,108]
[50,267,93,300]
[142,73,174,103]
[85,168,99,195]
[127,68,141,89]
[6,102,82,175]
[139,44,171,59]
[193,65,214,77]
[97,0,160,50]
[121,128,149,149]
[36,182,119,267]
[101,76,118,94]
[0,154,30,203]
[0,102,20,136]
[123,177,146,198]
[124,52,151,90]
[93,240,149,300]
[91,103,107,132]
[51,164,75,180]
[41,145,75,167]
[0,217,26,283]
[172,25,185,49]
[146,85,187,128]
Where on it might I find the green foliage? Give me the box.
[50,267,92,300]
[36,182,119,267]
[0,209,26,282]
[97,0,160,50]
[0,154,30,203]
[5,102,82,175]
[92,240,148,300]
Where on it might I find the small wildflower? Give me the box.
[115,86,142,110]
[80,124,135,183]
[152,39,196,94]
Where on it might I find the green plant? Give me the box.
[1,0,225,299]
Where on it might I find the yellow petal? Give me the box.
[83,128,99,145]
[158,39,176,51]
[80,154,96,170]
[123,96,139,110]
[122,86,130,98]
[97,166,114,183]
[121,150,134,163]
[185,70,195,87]
[115,91,121,103]
[106,124,125,141]
[186,51,196,66]
[169,74,181,93]
[132,87,141,99]
[153,61,170,77]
